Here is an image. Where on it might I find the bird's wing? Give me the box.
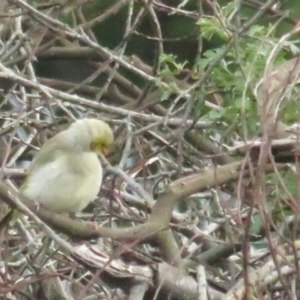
[26,132,69,174]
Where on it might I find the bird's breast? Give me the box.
[22,152,103,213]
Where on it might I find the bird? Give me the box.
[1,118,114,226]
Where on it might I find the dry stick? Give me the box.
[0,181,158,240]
[94,0,137,102]
[149,161,286,266]
[0,161,245,240]
[0,62,210,128]
[12,0,166,88]
[80,0,129,30]
[0,158,286,266]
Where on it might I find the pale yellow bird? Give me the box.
[2,118,114,225]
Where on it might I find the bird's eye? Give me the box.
[90,140,104,153]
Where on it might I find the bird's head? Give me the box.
[69,119,114,155]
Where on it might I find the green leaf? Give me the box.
[196,17,229,41]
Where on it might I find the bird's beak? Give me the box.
[102,148,109,156]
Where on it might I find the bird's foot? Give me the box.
[87,221,98,230]
[33,201,41,213]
